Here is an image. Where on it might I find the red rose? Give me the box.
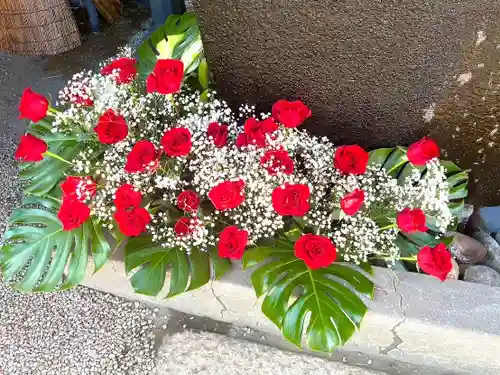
[161,127,192,157]
[407,137,441,166]
[14,134,47,162]
[177,190,200,213]
[207,122,228,148]
[146,59,184,95]
[417,243,452,281]
[100,57,137,84]
[243,117,278,147]
[260,149,294,175]
[174,217,199,237]
[397,208,428,233]
[94,109,128,144]
[18,88,49,123]
[294,234,337,269]
[125,140,159,173]
[334,145,369,175]
[272,99,312,128]
[260,117,279,134]
[71,93,93,107]
[114,184,142,211]
[340,189,365,216]
[208,180,245,211]
[236,133,249,149]
[272,183,310,216]
[60,176,97,202]
[114,207,151,237]
[57,199,91,231]
[244,118,266,147]
[218,226,249,260]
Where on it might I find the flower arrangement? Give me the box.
[1,13,469,352]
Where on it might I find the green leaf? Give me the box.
[448,201,464,216]
[0,196,108,292]
[243,245,373,352]
[395,235,420,257]
[448,183,468,200]
[210,247,231,279]
[125,236,231,297]
[440,160,462,174]
[137,12,204,79]
[368,148,393,167]
[446,171,469,188]
[89,220,111,273]
[20,120,87,196]
[198,58,209,89]
[397,163,424,185]
[382,148,408,177]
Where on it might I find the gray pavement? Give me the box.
[0,281,157,375]
[156,331,389,375]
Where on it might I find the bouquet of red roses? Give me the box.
[2,13,469,352]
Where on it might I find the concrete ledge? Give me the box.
[83,246,500,375]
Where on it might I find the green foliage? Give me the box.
[137,12,204,80]
[368,147,469,257]
[243,243,373,352]
[19,119,91,196]
[124,236,231,297]
[0,196,110,292]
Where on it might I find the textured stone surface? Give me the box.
[0,281,156,375]
[464,265,500,287]
[472,231,500,273]
[156,331,389,375]
[426,32,500,205]
[193,0,500,204]
[449,232,487,264]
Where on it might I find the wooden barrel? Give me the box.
[0,0,81,56]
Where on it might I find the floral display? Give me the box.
[0,13,470,353]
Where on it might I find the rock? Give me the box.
[449,232,487,264]
[468,207,500,233]
[466,208,488,233]
[495,232,500,245]
[446,258,459,280]
[459,263,472,279]
[464,265,500,287]
[472,232,500,273]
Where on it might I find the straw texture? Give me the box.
[0,0,81,56]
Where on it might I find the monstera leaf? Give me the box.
[243,244,373,352]
[124,236,231,297]
[0,196,110,292]
[368,147,469,257]
[19,118,91,196]
[137,12,204,79]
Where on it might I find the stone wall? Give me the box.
[193,0,500,205]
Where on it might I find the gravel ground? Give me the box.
[0,281,158,375]
[155,331,389,375]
